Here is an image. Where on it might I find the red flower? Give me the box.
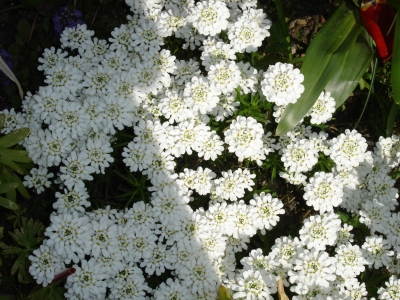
[360,0,396,63]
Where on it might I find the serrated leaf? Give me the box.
[8,219,44,249]
[1,246,26,256]
[0,128,30,149]
[0,196,18,210]
[27,282,65,300]
[276,3,370,135]
[0,182,18,194]
[392,11,400,104]
[217,285,232,300]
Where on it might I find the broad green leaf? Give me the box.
[217,285,232,300]
[392,11,400,104]
[326,33,373,108]
[0,196,18,210]
[0,128,30,149]
[27,282,65,300]
[0,182,19,194]
[276,3,366,135]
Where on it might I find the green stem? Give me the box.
[354,57,378,129]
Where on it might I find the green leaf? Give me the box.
[0,197,18,210]
[0,295,14,300]
[1,246,26,256]
[327,33,373,108]
[276,3,368,135]
[8,219,44,249]
[0,182,19,194]
[336,211,350,223]
[217,285,232,300]
[392,11,400,104]
[0,128,31,148]
[27,282,65,300]
[386,102,399,137]
[13,173,30,199]
[0,157,24,175]
[0,149,31,162]
[0,114,5,131]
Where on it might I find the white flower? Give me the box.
[44,212,93,264]
[232,269,277,300]
[88,217,118,258]
[37,47,68,72]
[153,278,194,299]
[53,186,90,214]
[288,249,336,288]
[173,59,201,86]
[65,259,107,299]
[271,236,301,268]
[23,167,54,194]
[28,244,65,286]
[281,139,318,173]
[60,24,94,49]
[131,19,165,57]
[84,138,114,174]
[329,129,368,171]
[140,243,173,276]
[214,170,247,201]
[335,243,367,278]
[189,0,230,36]
[299,213,341,251]
[179,254,219,296]
[201,41,236,70]
[183,76,220,114]
[378,275,400,299]
[359,199,391,234]
[224,116,264,161]
[374,135,400,168]
[362,235,394,269]
[44,63,83,98]
[228,19,268,53]
[197,132,224,160]
[249,192,285,232]
[303,172,344,213]
[261,62,304,105]
[307,91,336,124]
[208,60,242,94]
[59,150,95,190]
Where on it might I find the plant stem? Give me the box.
[271,0,292,61]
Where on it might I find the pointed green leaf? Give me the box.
[0,182,19,194]
[0,149,31,163]
[1,246,26,256]
[276,3,366,135]
[392,11,400,104]
[0,128,30,149]
[0,157,24,175]
[10,251,29,276]
[326,33,373,108]
[0,196,18,210]
[12,173,30,199]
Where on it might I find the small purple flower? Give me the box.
[52,6,85,36]
[0,49,13,87]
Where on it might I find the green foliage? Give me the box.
[26,282,65,300]
[392,11,400,104]
[1,219,44,283]
[0,117,32,211]
[276,2,373,136]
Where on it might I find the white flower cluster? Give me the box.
[5,0,400,298]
